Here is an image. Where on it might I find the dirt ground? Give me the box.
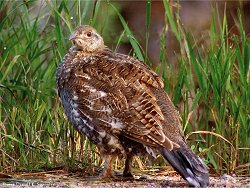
[0,171,249,188]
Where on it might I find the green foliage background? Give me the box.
[0,0,249,175]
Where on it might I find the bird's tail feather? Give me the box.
[159,147,209,187]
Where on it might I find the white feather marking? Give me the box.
[82,86,90,90]
[186,177,200,187]
[75,73,91,80]
[144,145,157,158]
[104,106,112,113]
[80,117,87,124]
[79,109,93,121]
[84,89,107,101]
[198,156,206,166]
[78,115,93,133]
[71,108,79,117]
[110,118,124,129]
[88,125,94,131]
[87,105,112,113]
[74,117,80,122]
[87,105,94,110]
[72,102,78,108]
[186,168,193,177]
[99,91,107,97]
[99,118,124,130]
[108,136,118,146]
[99,130,106,138]
[89,88,97,93]
[72,95,78,100]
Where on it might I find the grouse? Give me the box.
[56,25,209,187]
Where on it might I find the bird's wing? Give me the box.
[67,50,179,150]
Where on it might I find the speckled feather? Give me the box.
[56,26,209,187]
[56,47,183,153]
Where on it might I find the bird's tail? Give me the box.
[159,147,209,187]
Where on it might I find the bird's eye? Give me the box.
[86,32,92,37]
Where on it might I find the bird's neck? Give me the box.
[69,45,109,56]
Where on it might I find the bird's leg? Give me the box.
[101,154,115,178]
[86,154,115,181]
[123,155,134,178]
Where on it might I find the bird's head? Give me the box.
[69,25,104,53]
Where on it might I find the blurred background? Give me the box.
[0,0,249,176]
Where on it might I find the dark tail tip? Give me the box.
[159,147,209,187]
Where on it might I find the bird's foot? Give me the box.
[122,171,134,178]
[113,171,134,180]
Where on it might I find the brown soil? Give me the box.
[0,171,249,188]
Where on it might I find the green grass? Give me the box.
[0,0,249,176]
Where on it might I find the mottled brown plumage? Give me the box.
[56,25,209,187]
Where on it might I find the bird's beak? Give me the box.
[69,33,75,41]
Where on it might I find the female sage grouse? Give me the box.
[56,25,209,187]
